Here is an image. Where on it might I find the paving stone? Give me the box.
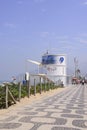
[66,106,84,110]
[0,116,18,122]
[37,125,81,130]
[72,120,87,128]
[52,126,81,130]
[17,112,37,115]
[31,117,56,123]
[61,114,83,118]
[0,123,22,129]
[54,118,67,125]
[75,110,87,115]
[61,109,72,113]
[19,116,32,123]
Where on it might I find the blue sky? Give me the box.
[0,0,87,80]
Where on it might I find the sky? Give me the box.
[0,0,87,80]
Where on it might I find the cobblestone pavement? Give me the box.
[0,85,87,130]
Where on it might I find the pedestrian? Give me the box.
[82,80,84,85]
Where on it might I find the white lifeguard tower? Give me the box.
[41,53,67,86]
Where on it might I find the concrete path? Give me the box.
[0,85,87,130]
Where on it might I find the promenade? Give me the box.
[0,85,87,130]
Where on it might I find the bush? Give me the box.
[0,82,63,109]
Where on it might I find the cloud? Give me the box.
[79,39,87,44]
[55,36,69,40]
[41,8,47,13]
[4,23,16,28]
[58,40,70,44]
[73,34,87,44]
[62,45,75,50]
[40,31,49,38]
[84,2,87,5]
[54,35,70,44]
[17,0,23,5]
[0,32,3,36]
[82,1,87,5]
[79,33,87,37]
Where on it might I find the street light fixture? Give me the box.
[27,59,42,74]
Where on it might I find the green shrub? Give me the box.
[0,82,63,109]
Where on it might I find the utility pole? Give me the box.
[74,57,78,78]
